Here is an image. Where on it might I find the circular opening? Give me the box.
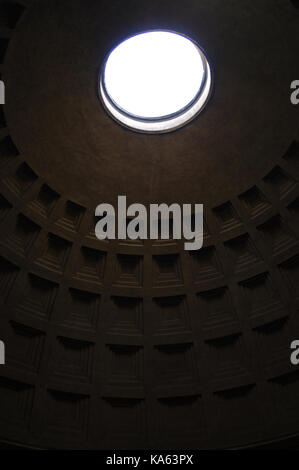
[99,31,212,133]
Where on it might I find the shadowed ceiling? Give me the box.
[0,0,298,450]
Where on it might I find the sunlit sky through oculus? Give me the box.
[104,31,205,119]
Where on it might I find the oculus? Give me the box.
[99,31,212,133]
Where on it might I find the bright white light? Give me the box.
[103,31,205,119]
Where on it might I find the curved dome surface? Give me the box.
[0,0,298,451]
